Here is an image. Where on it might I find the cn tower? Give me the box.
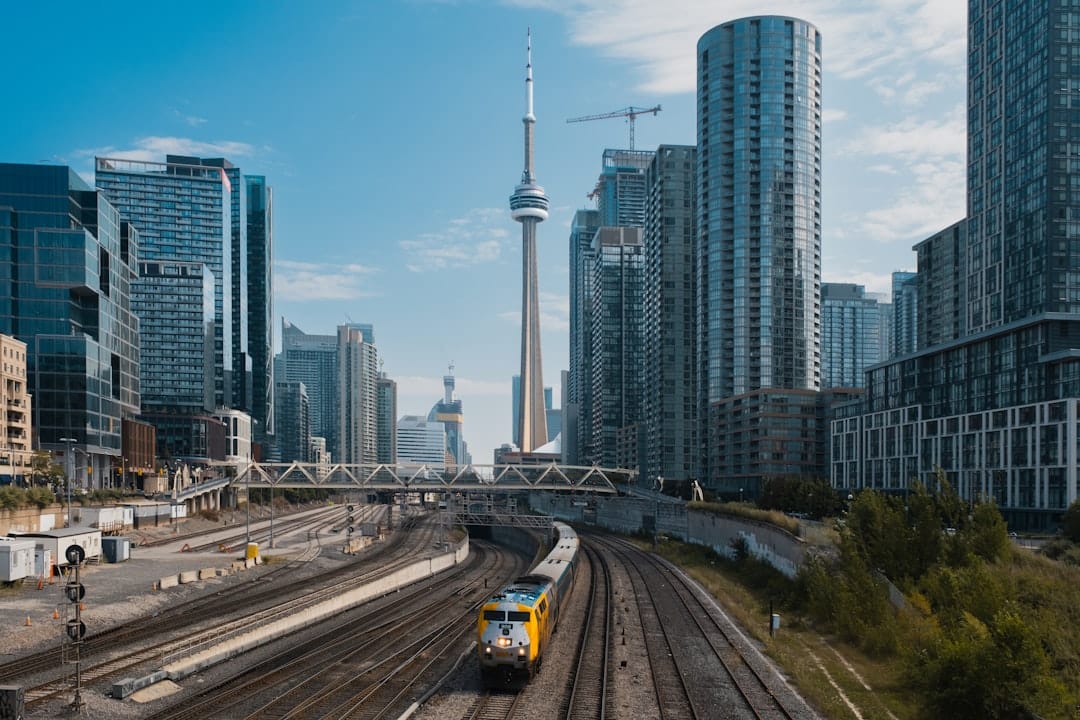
[509,29,549,452]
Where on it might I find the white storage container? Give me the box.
[11,527,102,566]
[0,537,36,582]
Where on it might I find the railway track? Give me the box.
[146,540,526,720]
[136,503,346,548]
[562,541,612,720]
[0,514,438,709]
[595,534,801,720]
[461,690,523,720]
[180,504,353,552]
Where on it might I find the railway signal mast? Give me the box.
[566,104,662,151]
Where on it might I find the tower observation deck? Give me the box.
[511,29,549,452]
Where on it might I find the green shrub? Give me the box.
[0,486,25,510]
[25,486,55,508]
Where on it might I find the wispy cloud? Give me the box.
[274,259,379,301]
[503,1,965,94]
[822,108,848,123]
[400,208,511,272]
[822,269,895,297]
[76,136,256,163]
[173,108,208,127]
[839,105,966,241]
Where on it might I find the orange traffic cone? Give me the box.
[52,608,60,620]
[24,616,31,626]
[37,577,44,590]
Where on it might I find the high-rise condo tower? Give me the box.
[509,29,549,452]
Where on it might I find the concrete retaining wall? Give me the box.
[686,511,805,578]
[0,504,63,536]
[489,525,540,561]
[529,491,805,578]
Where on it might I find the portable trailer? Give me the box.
[9,527,102,570]
[0,537,36,582]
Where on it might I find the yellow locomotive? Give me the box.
[477,522,579,688]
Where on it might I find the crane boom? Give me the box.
[566,104,662,150]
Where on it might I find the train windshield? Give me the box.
[483,610,506,621]
[507,611,531,622]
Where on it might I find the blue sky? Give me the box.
[0,1,966,462]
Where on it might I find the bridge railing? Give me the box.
[215,461,634,493]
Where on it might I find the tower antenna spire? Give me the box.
[509,28,550,452]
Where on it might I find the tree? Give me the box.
[909,610,1069,719]
[29,450,64,487]
[966,500,1010,563]
[1062,500,1080,543]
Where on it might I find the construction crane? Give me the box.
[566,105,662,151]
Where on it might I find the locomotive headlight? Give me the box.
[496,637,512,648]
[518,647,526,656]
[484,646,492,654]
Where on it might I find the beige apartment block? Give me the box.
[0,334,31,483]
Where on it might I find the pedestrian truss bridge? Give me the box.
[226,462,632,494]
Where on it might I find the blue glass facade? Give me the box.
[643,145,698,483]
[821,283,883,389]
[567,209,600,464]
[697,16,822,401]
[246,176,273,442]
[133,261,214,412]
[697,16,823,489]
[831,0,1080,529]
[967,0,1080,331]
[95,155,234,412]
[589,227,645,467]
[0,164,141,484]
[890,271,917,357]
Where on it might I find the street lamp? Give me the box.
[59,437,77,527]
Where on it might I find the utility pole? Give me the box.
[59,437,77,527]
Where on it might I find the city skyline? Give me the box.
[0,1,968,459]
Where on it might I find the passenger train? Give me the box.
[477,521,579,688]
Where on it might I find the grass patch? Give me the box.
[637,535,921,720]
[687,500,801,536]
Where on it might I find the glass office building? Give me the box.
[0,164,141,486]
[697,16,822,401]
[274,380,310,463]
[566,209,600,464]
[890,271,918,358]
[643,145,698,484]
[280,320,338,454]
[95,155,233,411]
[588,227,645,468]
[376,373,397,464]
[821,284,883,389]
[246,176,273,444]
[832,1,1080,529]
[596,149,654,227]
[697,16,823,490]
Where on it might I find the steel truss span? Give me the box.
[222,462,630,493]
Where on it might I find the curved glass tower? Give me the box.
[697,16,822,402]
[510,30,549,452]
